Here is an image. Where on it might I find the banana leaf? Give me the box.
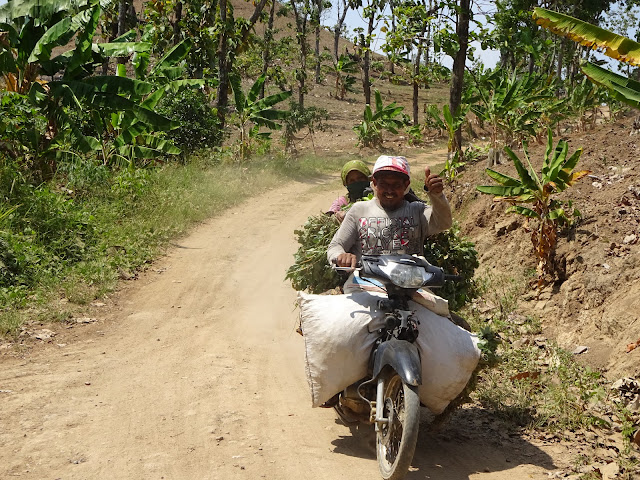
[255,89,292,110]
[113,28,137,43]
[375,90,383,112]
[484,168,523,187]
[83,76,154,96]
[0,0,95,24]
[545,140,569,182]
[230,74,246,114]
[65,5,101,78]
[554,149,583,187]
[149,39,192,77]
[0,49,17,75]
[507,205,538,218]
[27,16,74,62]
[581,61,640,108]
[533,7,640,66]
[504,146,538,191]
[94,41,151,57]
[476,185,527,197]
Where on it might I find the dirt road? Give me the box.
[0,176,572,479]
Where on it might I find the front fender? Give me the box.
[372,338,422,386]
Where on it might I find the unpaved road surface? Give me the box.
[1,177,572,479]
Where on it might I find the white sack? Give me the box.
[298,291,480,413]
[298,291,385,408]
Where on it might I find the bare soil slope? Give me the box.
[448,114,640,382]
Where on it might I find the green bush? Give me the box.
[0,164,97,290]
[156,89,222,152]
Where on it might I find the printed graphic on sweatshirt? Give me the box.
[358,216,420,254]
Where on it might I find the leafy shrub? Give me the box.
[0,92,48,164]
[282,102,329,154]
[0,164,97,289]
[156,88,222,153]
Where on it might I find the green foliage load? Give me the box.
[285,214,341,294]
[285,214,480,311]
[422,223,480,311]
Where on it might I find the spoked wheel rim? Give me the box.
[376,373,420,480]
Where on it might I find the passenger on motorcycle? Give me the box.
[327,155,452,270]
[326,160,372,223]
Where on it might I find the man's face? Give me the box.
[372,171,410,210]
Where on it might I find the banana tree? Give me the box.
[354,89,408,148]
[230,74,292,161]
[426,103,470,181]
[476,129,590,287]
[471,69,556,165]
[533,7,640,110]
[329,54,358,100]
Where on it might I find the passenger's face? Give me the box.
[372,172,410,209]
[345,170,368,185]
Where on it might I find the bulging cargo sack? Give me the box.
[342,271,450,318]
[298,291,480,414]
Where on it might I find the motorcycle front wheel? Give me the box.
[376,373,420,480]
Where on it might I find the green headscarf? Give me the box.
[340,160,371,186]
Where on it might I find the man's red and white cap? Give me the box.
[372,155,410,178]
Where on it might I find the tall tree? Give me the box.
[449,0,470,158]
[260,0,277,99]
[352,0,386,105]
[215,0,269,128]
[311,0,330,84]
[290,0,311,108]
[384,0,437,125]
[333,0,350,61]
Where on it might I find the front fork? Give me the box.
[373,376,387,431]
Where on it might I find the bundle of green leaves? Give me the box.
[285,214,341,294]
[286,213,480,312]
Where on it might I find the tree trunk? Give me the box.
[363,12,375,106]
[216,0,230,129]
[413,42,424,126]
[291,0,308,109]
[449,0,470,158]
[333,0,348,62]
[556,38,564,83]
[173,1,183,45]
[315,23,321,84]
[117,0,128,66]
[260,0,276,99]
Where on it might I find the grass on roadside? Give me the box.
[0,151,346,338]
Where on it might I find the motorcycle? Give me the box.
[333,253,460,480]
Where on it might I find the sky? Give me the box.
[324,1,501,70]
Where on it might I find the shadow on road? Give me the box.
[329,406,557,480]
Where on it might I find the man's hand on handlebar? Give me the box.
[335,253,358,270]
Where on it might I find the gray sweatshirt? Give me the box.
[326,193,453,264]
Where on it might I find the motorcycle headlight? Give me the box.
[381,262,426,289]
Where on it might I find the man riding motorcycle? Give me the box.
[327,155,453,270]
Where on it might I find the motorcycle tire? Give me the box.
[376,373,420,480]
